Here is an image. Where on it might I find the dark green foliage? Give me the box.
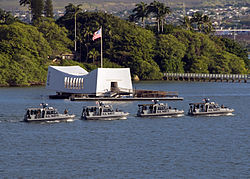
[0,9,19,25]
[56,9,248,77]
[34,17,73,55]
[147,1,171,33]
[0,6,249,86]
[0,21,81,86]
[31,0,44,21]
[130,2,149,28]
[169,29,247,74]
[220,37,249,69]
[19,0,44,21]
[59,59,89,70]
[156,34,185,73]
[0,22,51,86]
[57,11,162,80]
[44,0,53,18]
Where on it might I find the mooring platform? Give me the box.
[70,97,184,101]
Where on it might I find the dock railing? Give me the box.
[163,73,250,83]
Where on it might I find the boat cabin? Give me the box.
[25,103,59,120]
[189,101,223,113]
[138,102,172,114]
[82,104,118,117]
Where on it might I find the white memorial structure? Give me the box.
[46,66,133,97]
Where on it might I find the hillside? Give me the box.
[0,9,248,86]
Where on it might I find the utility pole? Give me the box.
[183,2,186,16]
[73,5,82,52]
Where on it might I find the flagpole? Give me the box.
[74,13,77,52]
[101,26,103,68]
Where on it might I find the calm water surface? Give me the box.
[0,81,249,178]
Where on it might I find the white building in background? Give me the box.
[46,66,133,96]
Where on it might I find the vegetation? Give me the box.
[129,2,149,28]
[130,1,171,33]
[0,11,82,86]
[0,22,51,86]
[20,0,54,21]
[33,17,72,55]
[44,0,54,18]
[0,1,249,86]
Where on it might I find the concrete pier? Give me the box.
[163,73,250,83]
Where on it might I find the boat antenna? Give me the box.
[40,95,48,108]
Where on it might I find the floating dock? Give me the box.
[49,89,181,100]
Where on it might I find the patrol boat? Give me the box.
[137,100,184,117]
[81,102,129,120]
[24,103,75,122]
[188,98,234,116]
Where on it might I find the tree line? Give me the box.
[129,1,213,34]
[0,1,249,86]
[20,0,53,21]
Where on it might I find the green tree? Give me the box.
[19,0,32,10]
[156,34,185,73]
[147,1,171,33]
[81,26,92,61]
[0,22,52,86]
[20,0,44,21]
[215,52,246,74]
[191,12,213,34]
[31,0,44,21]
[57,11,163,79]
[34,17,72,55]
[190,56,209,73]
[88,48,99,64]
[44,0,53,18]
[202,14,213,34]
[220,37,249,69]
[0,8,18,25]
[180,16,192,31]
[131,2,149,28]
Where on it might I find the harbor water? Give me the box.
[0,81,249,178]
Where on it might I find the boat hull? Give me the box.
[24,115,76,122]
[188,109,234,116]
[82,113,129,120]
[137,110,184,117]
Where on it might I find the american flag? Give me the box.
[92,28,102,41]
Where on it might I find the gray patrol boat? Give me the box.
[137,100,184,117]
[81,102,129,120]
[24,103,75,122]
[188,98,234,116]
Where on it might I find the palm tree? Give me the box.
[191,12,204,32]
[88,48,100,64]
[132,2,149,28]
[19,0,31,8]
[81,26,93,61]
[180,16,192,31]
[19,0,44,22]
[0,9,18,24]
[128,14,136,22]
[191,12,213,34]
[147,1,170,33]
[202,14,213,34]
[158,3,171,33]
